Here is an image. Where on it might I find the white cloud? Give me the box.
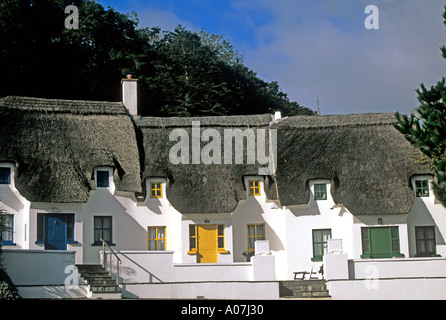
[137,7,195,31]
[237,0,446,114]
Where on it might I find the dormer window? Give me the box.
[415,180,429,197]
[0,167,11,184]
[150,182,162,198]
[248,180,261,196]
[314,184,327,200]
[96,170,110,188]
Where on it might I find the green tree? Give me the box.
[394,79,446,205]
[0,0,312,117]
[0,0,143,101]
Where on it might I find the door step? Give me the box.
[76,264,122,299]
[279,280,331,299]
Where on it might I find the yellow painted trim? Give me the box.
[150,182,162,198]
[147,226,166,250]
[248,180,261,196]
[246,223,266,252]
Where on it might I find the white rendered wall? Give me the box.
[407,175,446,257]
[283,179,355,280]
[0,162,31,250]
[232,176,288,279]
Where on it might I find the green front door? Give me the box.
[361,227,402,258]
[370,227,392,258]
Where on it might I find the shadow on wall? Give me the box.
[409,198,446,246]
[86,189,149,251]
[117,251,164,283]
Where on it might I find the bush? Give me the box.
[0,268,20,300]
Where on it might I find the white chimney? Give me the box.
[121,74,138,116]
[274,111,282,121]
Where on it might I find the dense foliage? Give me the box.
[0,0,313,117]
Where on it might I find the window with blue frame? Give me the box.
[96,170,109,188]
[0,214,14,245]
[0,167,11,184]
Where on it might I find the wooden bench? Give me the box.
[293,266,320,280]
[293,271,316,280]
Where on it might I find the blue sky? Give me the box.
[98,0,446,115]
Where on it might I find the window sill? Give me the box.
[187,250,229,254]
[311,257,323,262]
[35,240,78,244]
[92,242,116,247]
[1,243,16,246]
[361,253,405,259]
[415,253,441,257]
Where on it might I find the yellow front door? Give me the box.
[197,225,218,263]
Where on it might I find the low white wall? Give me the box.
[352,257,446,279]
[105,250,276,299]
[2,249,87,298]
[122,281,280,300]
[328,278,446,300]
[324,253,446,299]
[105,250,275,283]
[2,249,76,285]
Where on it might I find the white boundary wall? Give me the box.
[104,250,278,299]
[324,253,446,299]
[2,249,87,299]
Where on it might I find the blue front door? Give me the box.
[45,215,67,250]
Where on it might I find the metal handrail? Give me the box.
[100,238,121,286]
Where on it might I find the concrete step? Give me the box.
[279,280,330,299]
[86,279,118,286]
[81,272,109,278]
[76,264,122,300]
[76,264,104,272]
[89,284,121,293]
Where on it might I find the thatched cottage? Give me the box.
[1,78,446,299]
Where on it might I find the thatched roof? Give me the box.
[0,95,431,215]
[272,113,432,215]
[135,114,274,213]
[0,96,141,202]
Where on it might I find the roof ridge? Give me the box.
[276,112,397,129]
[135,113,273,128]
[0,95,126,115]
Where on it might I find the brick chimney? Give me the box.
[121,74,138,116]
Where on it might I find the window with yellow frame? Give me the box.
[150,182,162,198]
[248,180,261,196]
[247,223,265,252]
[148,226,166,250]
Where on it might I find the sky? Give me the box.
[98,0,446,115]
